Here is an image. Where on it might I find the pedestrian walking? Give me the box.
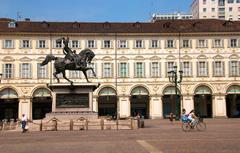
[21,114,28,133]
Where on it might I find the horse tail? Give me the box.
[41,54,57,66]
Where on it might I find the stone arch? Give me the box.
[97,86,117,118]
[130,85,150,119]
[225,85,240,118]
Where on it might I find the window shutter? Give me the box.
[2,64,5,78]
[238,39,240,47]
[190,62,192,76]
[197,61,200,76]
[222,61,225,76]
[12,64,14,78]
[52,40,56,48]
[45,40,48,48]
[189,40,192,48]
[143,62,145,77]
[36,40,39,48]
[118,63,120,77]
[221,39,224,48]
[149,62,152,77]
[142,40,145,48]
[37,64,40,78]
[134,63,136,77]
[126,40,128,48]
[111,63,114,78]
[19,63,22,78]
[206,62,209,76]
[205,40,208,48]
[69,40,72,48]
[158,62,161,77]
[228,39,231,47]
[102,63,104,78]
[12,40,15,48]
[165,62,168,78]
[127,63,129,77]
[229,61,232,76]
[29,64,32,78]
[173,40,176,48]
[85,40,88,48]
[212,61,215,76]
[2,40,5,48]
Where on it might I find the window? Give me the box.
[229,61,240,76]
[238,7,240,11]
[135,40,143,48]
[197,61,208,76]
[119,62,128,78]
[118,40,127,48]
[203,0,206,4]
[230,39,237,47]
[229,7,233,12]
[3,63,14,78]
[37,63,48,78]
[103,40,111,48]
[150,62,161,77]
[166,62,175,77]
[198,39,207,48]
[4,40,14,48]
[182,40,190,48]
[55,40,62,48]
[38,40,46,48]
[20,63,31,78]
[213,61,225,76]
[21,40,30,48]
[213,39,223,48]
[69,70,81,78]
[151,40,159,48]
[219,8,225,12]
[135,62,145,77]
[219,0,225,6]
[87,63,96,78]
[228,0,234,3]
[203,8,207,12]
[237,0,240,3]
[71,40,79,48]
[212,8,215,12]
[103,63,112,78]
[181,62,192,77]
[87,40,95,48]
[167,40,174,48]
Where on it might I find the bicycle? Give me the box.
[181,117,206,132]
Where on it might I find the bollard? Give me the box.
[130,118,133,130]
[52,119,57,131]
[85,120,88,131]
[40,120,42,131]
[9,119,15,130]
[70,120,73,131]
[100,118,104,130]
[3,119,8,130]
[116,119,119,130]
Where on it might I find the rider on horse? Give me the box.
[62,37,82,69]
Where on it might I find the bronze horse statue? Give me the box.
[41,37,96,85]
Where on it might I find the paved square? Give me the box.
[0,119,239,153]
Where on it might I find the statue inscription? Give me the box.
[56,94,89,108]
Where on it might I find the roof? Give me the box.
[0,18,240,34]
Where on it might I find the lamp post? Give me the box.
[168,66,183,120]
[0,73,2,83]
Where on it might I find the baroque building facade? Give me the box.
[0,18,240,120]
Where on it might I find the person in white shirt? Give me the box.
[187,110,197,125]
[21,114,28,133]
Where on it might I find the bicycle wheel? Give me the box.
[196,122,206,131]
[182,122,191,132]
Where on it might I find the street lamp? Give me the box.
[0,73,2,83]
[168,66,183,120]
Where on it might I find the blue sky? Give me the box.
[0,0,193,22]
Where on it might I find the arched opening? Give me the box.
[98,87,117,118]
[162,86,180,119]
[194,86,212,118]
[130,86,149,119]
[32,88,52,120]
[0,88,19,121]
[226,85,240,118]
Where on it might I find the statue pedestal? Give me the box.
[45,83,99,120]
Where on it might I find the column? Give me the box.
[92,97,98,112]
[149,96,163,119]
[119,96,130,118]
[213,95,227,118]
[19,97,31,120]
[182,95,194,114]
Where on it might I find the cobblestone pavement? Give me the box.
[0,119,240,153]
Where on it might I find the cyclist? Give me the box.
[188,110,197,126]
[181,108,189,123]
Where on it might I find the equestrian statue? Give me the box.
[41,37,96,85]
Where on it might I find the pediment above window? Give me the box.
[102,56,113,61]
[118,56,129,61]
[197,54,207,60]
[149,56,161,60]
[19,56,32,62]
[134,56,145,60]
[213,54,224,60]
[165,55,176,60]
[37,57,46,61]
[229,54,239,59]
[2,56,15,62]
[181,55,192,60]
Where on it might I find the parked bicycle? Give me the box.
[181,117,206,132]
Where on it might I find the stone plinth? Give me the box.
[46,83,100,120]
